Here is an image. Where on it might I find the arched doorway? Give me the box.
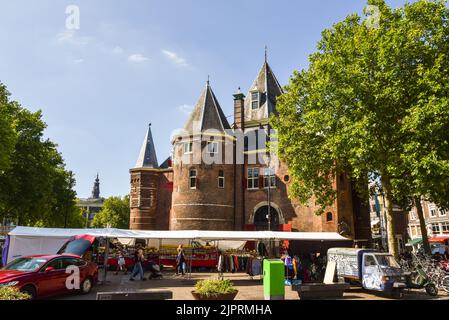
[253,206,280,231]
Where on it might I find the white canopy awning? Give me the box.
[9,226,350,241]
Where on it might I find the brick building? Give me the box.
[129,58,371,243]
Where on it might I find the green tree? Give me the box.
[92,196,130,229]
[0,82,78,227]
[271,0,449,257]
[0,84,17,189]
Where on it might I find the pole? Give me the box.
[381,192,388,252]
[189,239,193,279]
[266,155,272,258]
[102,237,110,284]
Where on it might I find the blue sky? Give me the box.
[0,0,413,198]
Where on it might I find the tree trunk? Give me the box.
[415,196,431,255]
[383,177,398,257]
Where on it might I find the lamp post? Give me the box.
[266,154,272,257]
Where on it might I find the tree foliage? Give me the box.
[0,81,79,227]
[271,0,449,256]
[92,195,130,229]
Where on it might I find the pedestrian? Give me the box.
[176,244,186,276]
[129,247,146,281]
[115,250,127,275]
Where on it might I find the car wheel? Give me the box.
[81,277,92,294]
[21,285,37,300]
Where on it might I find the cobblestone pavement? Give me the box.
[56,271,449,301]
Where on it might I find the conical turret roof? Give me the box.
[135,124,159,168]
[183,81,231,133]
[244,61,283,119]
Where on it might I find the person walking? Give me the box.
[176,244,186,276]
[115,250,127,275]
[129,247,146,281]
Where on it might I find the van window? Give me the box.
[364,255,377,267]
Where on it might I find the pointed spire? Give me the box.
[91,173,100,199]
[183,83,231,133]
[265,45,268,63]
[135,124,159,168]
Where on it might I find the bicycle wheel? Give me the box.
[441,275,449,294]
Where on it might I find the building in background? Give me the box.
[368,190,409,253]
[77,174,104,226]
[408,200,449,245]
[129,57,371,247]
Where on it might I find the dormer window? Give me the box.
[251,91,260,110]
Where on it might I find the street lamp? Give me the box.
[265,153,273,258]
[266,154,271,232]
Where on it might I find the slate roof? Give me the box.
[244,61,283,120]
[183,82,231,133]
[135,124,159,168]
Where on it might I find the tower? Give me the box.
[129,124,161,230]
[170,81,235,231]
[91,173,100,199]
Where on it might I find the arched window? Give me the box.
[326,212,333,222]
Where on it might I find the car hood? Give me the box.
[0,270,28,282]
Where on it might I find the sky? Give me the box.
[0,0,414,198]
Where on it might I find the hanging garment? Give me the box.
[217,254,223,272]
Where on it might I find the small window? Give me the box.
[326,212,333,222]
[432,223,441,234]
[263,168,276,189]
[218,170,225,189]
[207,141,218,154]
[184,142,193,154]
[284,175,290,182]
[440,209,447,217]
[247,168,259,189]
[442,222,449,233]
[430,209,437,218]
[251,92,260,110]
[189,169,197,189]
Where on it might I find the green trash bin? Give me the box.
[263,259,285,300]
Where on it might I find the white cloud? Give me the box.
[74,58,84,64]
[162,50,188,67]
[128,54,149,63]
[56,30,91,46]
[177,104,194,114]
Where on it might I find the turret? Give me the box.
[170,80,235,231]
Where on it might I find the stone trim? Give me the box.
[173,203,234,208]
[171,218,234,222]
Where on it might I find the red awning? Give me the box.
[429,236,449,244]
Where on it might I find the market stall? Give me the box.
[5,227,351,281]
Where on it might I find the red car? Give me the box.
[0,235,99,299]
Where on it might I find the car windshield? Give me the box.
[57,239,91,256]
[3,257,48,272]
[375,255,400,268]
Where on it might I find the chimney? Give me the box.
[233,87,245,129]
